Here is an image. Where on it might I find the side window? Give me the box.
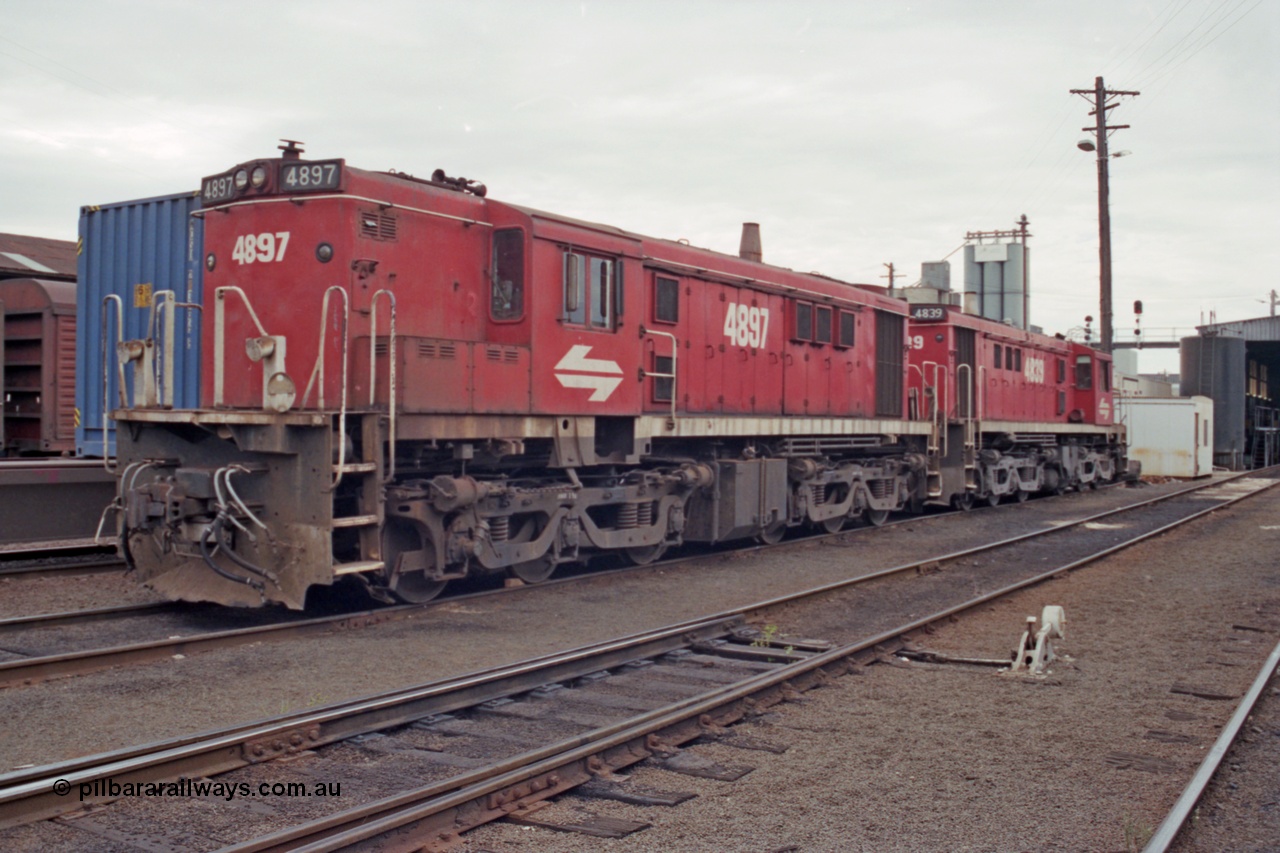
[793,301,814,342]
[1101,361,1112,392]
[563,252,585,324]
[654,275,679,324]
[562,250,617,330]
[1013,348,1022,372]
[1057,390,1066,415]
[814,306,833,345]
[1075,355,1093,389]
[589,258,613,329]
[1056,358,1066,383]
[491,229,524,321]
[993,344,1003,370]
[836,310,856,348]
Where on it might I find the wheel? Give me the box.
[985,493,1000,508]
[623,543,667,566]
[758,521,787,544]
[383,521,446,603]
[509,555,556,584]
[951,492,974,512]
[1015,489,1030,503]
[821,516,846,534]
[865,509,890,527]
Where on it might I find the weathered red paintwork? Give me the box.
[906,306,1114,427]
[201,164,907,423]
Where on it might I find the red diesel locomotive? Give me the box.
[905,304,1120,508]
[110,143,1124,609]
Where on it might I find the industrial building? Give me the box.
[1181,316,1280,470]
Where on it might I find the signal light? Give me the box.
[233,169,249,190]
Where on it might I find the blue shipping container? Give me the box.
[76,191,204,456]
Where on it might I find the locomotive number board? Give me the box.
[201,172,239,204]
[200,160,344,205]
[909,305,948,321]
[280,160,343,192]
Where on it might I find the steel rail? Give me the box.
[0,601,177,633]
[5,471,1274,835]
[0,470,1265,692]
[224,469,1280,853]
[1143,639,1280,852]
[0,614,744,828]
[0,549,118,570]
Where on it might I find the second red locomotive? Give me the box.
[108,143,1125,608]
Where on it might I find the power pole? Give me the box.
[882,262,898,295]
[1070,76,1139,353]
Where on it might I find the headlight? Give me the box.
[234,169,249,190]
[205,253,216,271]
[315,243,334,263]
[250,165,268,188]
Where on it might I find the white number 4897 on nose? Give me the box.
[231,232,290,264]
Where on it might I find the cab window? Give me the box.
[491,229,524,321]
[1075,355,1093,389]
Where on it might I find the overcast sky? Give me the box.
[2,0,1276,373]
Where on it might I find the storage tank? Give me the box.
[76,191,203,456]
[1180,335,1247,469]
[963,242,1028,329]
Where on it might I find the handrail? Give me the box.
[213,287,272,409]
[639,325,678,425]
[956,362,976,482]
[100,295,125,471]
[149,290,202,409]
[907,363,925,422]
[301,286,350,489]
[370,289,397,483]
[919,360,942,457]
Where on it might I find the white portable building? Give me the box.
[1117,396,1214,478]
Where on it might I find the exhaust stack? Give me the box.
[739,222,762,263]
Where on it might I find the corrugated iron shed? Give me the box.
[1196,315,1280,341]
[0,233,77,281]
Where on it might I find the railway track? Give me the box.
[1143,639,1280,852]
[0,554,121,580]
[0,469,1273,849]
[0,472,1255,693]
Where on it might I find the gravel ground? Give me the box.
[0,572,163,620]
[0,476,1274,851]
[452,481,1280,852]
[0,482,1183,772]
